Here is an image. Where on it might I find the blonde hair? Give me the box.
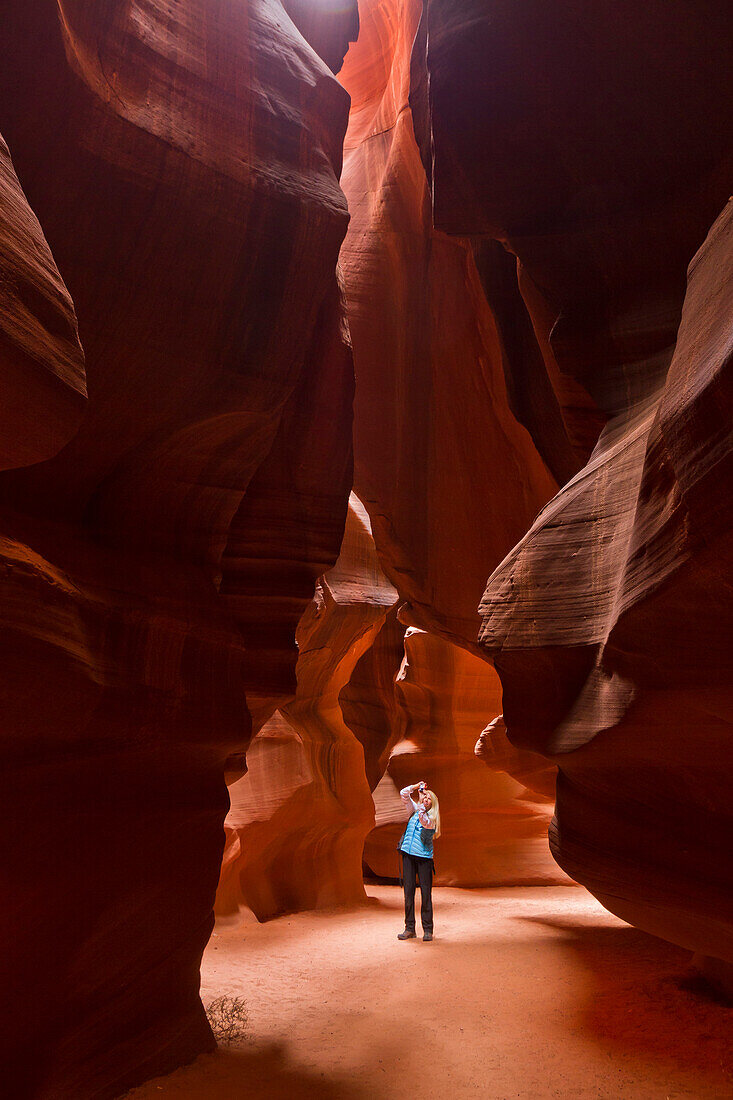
[425,790,441,839]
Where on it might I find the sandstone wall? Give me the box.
[330,0,576,884]
[217,495,398,920]
[338,0,558,651]
[336,0,572,886]
[481,202,733,965]
[416,0,733,965]
[0,2,357,1095]
[0,134,86,467]
[4,2,732,1091]
[365,628,568,886]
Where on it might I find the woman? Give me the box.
[397,780,441,941]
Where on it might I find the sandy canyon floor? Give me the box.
[128,887,733,1099]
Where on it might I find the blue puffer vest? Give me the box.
[399,809,434,859]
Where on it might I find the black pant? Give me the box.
[401,852,433,934]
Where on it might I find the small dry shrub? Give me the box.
[205,995,249,1044]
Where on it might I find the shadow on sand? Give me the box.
[128,1041,370,1099]
[514,914,733,1086]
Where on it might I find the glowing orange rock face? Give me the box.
[0,2,355,1094]
[335,0,577,887]
[365,628,570,886]
[336,0,574,887]
[338,0,558,651]
[217,496,398,920]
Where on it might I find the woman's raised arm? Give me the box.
[399,781,425,805]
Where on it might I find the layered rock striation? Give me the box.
[4,1,732,1092]
[338,0,558,652]
[412,1,733,964]
[335,0,582,887]
[217,495,398,920]
[335,0,583,887]
[365,628,568,886]
[0,2,356,1095]
[482,203,733,963]
[0,134,86,468]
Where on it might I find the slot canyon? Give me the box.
[1,2,731,1098]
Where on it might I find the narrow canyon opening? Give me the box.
[1,2,732,1098]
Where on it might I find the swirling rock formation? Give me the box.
[475,715,558,804]
[216,495,398,920]
[364,628,568,885]
[4,3,731,1094]
[0,134,86,468]
[337,0,578,885]
[0,2,355,1095]
[339,608,405,792]
[338,0,558,651]
[414,1,733,964]
[481,201,733,963]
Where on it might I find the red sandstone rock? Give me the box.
[481,200,733,961]
[4,2,732,1093]
[338,0,557,651]
[217,496,398,919]
[414,3,733,963]
[339,608,406,792]
[337,0,576,888]
[219,277,356,729]
[475,715,558,803]
[0,2,354,1095]
[365,628,568,885]
[424,0,732,426]
[0,134,86,469]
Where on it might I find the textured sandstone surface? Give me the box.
[475,714,558,803]
[338,0,558,651]
[339,608,406,793]
[538,202,732,962]
[216,496,397,920]
[0,134,86,468]
[336,0,576,888]
[0,2,355,1096]
[335,0,591,889]
[364,628,568,885]
[478,202,733,959]
[418,2,733,963]
[3,0,732,1094]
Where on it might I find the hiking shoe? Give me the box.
[397,930,416,940]
[423,932,433,941]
